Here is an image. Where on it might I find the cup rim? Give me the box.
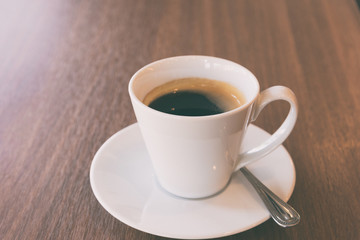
[128,55,260,120]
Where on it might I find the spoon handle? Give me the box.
[240,167,300,227]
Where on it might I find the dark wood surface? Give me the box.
[1,0,359,239]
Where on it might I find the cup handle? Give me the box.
[234,86,298,171]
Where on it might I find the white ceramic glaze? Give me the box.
[129,56,298,198]
[90,123,296,239]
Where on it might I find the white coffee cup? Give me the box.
[129,56,298,199]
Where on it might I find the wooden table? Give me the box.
[1,0,359,239]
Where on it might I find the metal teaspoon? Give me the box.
[240,167,300,227]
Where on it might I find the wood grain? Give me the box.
[0,0,359,239]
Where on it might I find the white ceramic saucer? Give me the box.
[90,123,296,239]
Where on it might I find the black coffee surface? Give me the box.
[148,90,224,116]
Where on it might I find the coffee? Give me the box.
[143,78,245,116]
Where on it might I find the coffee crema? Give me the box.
[143,78,245,116]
